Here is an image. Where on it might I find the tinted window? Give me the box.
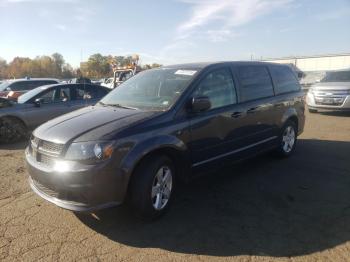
[9,81,31,91]
[119,71,133,81]
[193,68,236,109]
[75,85,97,100]
[58,87,71,102]
[238,66,274,102]
[96,87,109,97]
[37,89,57,104]
[36,80,57,86]
[270,65,300,94]
[9,80,57,91]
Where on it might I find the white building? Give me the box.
[264,53,350,72]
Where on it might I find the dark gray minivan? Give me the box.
[26,61,305,220]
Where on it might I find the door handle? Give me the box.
[247,106,259,113]
[274,103,284,108]
[231,111,243,118]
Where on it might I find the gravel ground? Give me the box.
[0,110,350,262]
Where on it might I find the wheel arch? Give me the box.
[286,115,298,131]
[281,108,299,133]
[0,115,28,130]
[121,136,192,199]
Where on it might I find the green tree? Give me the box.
[0,58,7,79]
[81,53,111,79]
[51,53,65,77]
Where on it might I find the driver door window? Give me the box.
[193,68,237,110]
[37,89,56,104]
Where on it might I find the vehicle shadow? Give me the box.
[0,140,27,150]
[317,111,350,117]
[76,139,350,257]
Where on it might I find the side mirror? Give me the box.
[34,98,44,107]
[190,96,211,113]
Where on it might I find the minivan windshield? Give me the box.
[321,71,350,82]
[100,68,198,110]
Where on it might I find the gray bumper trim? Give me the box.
[29,177,120,212]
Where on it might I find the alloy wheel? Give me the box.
[282,126,296,153]
[151,166,173,210]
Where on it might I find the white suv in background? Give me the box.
[306,70,350,113]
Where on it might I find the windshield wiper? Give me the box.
[99,102,138,110]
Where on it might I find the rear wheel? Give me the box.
[129,155,175,221]
[275,120,297,157]
[0,117,27,143]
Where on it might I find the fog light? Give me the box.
[53,160,70,173]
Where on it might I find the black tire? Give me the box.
[308,108,317,113]
[0,117,27,144]
[275,120,297,158]
[129,155,175,221]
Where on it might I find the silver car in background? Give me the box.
[0,83,110,143]
[306,70,350,113]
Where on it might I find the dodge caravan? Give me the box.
[26,62,305,220]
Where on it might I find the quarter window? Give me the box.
[193,68,237,109]
[238,66,274,102]
[270,65,300,94]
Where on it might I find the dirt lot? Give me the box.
[0,111,350,262]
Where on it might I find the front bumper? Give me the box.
[306,92,350,111]
[25,148,127,212]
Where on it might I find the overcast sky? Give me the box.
[0,0,349,67]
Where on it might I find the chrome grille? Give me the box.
[313,90,349,97]
[32,179,58,198]
[40,140,64,155]
[30,136,64,167]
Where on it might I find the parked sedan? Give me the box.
[0,78,59,101]
[0,83,110,143]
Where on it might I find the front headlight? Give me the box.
[65,141,114,162]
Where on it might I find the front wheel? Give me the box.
[129,155,175,221]
[275,120,297,157]
[0,117,27,143]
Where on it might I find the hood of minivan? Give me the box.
[312,82,350,90]
[33,105,159,144]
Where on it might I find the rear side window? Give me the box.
[238,66,274,102]
[270,65,300,94]
[58,87,71,102]
[75,85,101,100]
[9,81,31,91]
[9,80,56,91]
[36,80,57,86]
